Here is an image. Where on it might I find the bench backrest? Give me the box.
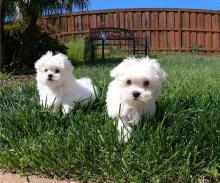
[89,27,134,41]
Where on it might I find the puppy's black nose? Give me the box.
[132,91,140,99]
[48,74,53,79]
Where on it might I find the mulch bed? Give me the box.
[0,75,35,86]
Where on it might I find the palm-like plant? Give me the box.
[17,0,89,29]
[0,0,16,70]
[0,0,89,71]
[18,0,89,69]
[0,0,3,70]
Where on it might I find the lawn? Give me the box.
[0,54,220,182]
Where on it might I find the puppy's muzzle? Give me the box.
[48,74,53,80]
[132,91,140,99]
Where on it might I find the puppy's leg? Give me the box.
[117,118,132,143]
[62,104,73,114]
[146,101,156,119]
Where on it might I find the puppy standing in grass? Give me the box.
[35,51,98,114]
[106,57,167,142]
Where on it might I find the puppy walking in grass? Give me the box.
[106,57,167,142]
[35,51,98,114]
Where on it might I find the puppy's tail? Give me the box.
[77,77,93,86]
[77,77,99,98]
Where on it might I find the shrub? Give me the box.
[0,72,11,80]
[66,37,85,63]
[66,37,132,63]
[4,21,26,68]
[4,21,66,73]
[191,44,202,52]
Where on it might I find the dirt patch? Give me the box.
[0,75,34,86]
[0,172,79,183]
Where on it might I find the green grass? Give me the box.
[1,54,220,182]
[66,38,86,63]
[0,72,11,80]
[65,37,131,64]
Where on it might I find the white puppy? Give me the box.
[106,57,167,142]
[35,51,98,114]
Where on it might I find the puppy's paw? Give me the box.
[117,119,133,143]
[62,104,73,114]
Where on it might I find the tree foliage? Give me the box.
[0,0,89,72]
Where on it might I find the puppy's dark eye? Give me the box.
[143,80,150,87]
[126,80,132,85]
[45,69,48,72]
[55,69,60,73]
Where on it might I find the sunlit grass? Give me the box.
[0,54,220,182]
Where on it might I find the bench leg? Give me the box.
[133,40,135,56]
[91,41,95,60]
[102,39,105,59]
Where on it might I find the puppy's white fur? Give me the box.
[106,57,167,142]
[35,51,97,114]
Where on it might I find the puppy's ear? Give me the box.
[35,51,53,70]
[150,58,167,81]
[157,67,167,81]
[110,57,136,78]
[55,53,74,72]
[34,59,42,70]
[140,57,167,82]
[64,59,74,72]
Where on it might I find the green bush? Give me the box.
[4,21,26,68]
[66,37,85,63]
[0,72,11,80]
[4,21,66,73]
[191,44,203,52]
[66,37,135,63]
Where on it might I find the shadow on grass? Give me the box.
[74,57,124,67]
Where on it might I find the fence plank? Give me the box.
[60,16,67,32]
[177,10,182,51]
[142,12,150,28]
[197,13,205,48]
[182,12,190,49]
[106,13,114,27]
[82,15,89,30]
[89,14,97,28]
[113,11,119,27]
[167,12,175,50]
[133,11,142,29]
[125,12,133,29]
[167,31,175,50]
[74,15,82,31]
[204,13,212,49]
[190,12,197,48]
[119,12,125,28]
[68,16,75,32]
[212,14,219,49]
[150,12,159,49]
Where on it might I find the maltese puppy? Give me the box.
[35,51,98,114]
[106,57,167,142]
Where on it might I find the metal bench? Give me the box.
[88,27,136,60]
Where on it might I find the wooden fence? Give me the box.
[39,8,220,52]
